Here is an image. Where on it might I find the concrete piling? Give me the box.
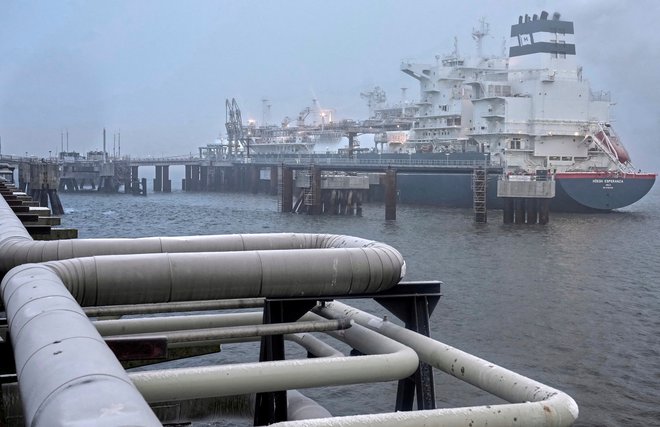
[250,165,260,194]
[526,199,538,224]
[154,166,163,192]
[539,199,550,224]
[384,168,397,221]
[514,199,525,224]
[280,167,293,213]
[200,166,209,191]
[270,167,279,195]
[310,165,322,215]
[503,198,514,224]
[162,165,171,193]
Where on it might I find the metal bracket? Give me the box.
[253,299,317,426]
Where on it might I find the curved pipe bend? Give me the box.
[1,197,404,282]
[281,301,579,427]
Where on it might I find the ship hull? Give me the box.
[381,171,655,212]
[553,172,656,212]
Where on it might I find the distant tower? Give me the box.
[472,17,490,58]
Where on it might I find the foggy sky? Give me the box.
[0,0,658,171]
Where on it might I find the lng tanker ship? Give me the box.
[216,11,654,212]
[392,11,655,211]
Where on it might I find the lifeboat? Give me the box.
[595,128,630,164]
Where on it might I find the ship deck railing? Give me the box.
[238,155,493,169]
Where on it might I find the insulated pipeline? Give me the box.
[40,245,402,305]
[0,196,405,281]
[0,264,161,427]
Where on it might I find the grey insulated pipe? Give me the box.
[0,196,405,284]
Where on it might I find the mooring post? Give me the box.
[280,166,293,213]
[384,168,397,220]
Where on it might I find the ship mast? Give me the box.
[472,17,489,58]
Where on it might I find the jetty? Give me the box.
[2,151,507,223]
[0,180,578,426]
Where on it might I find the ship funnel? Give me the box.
[553,12,561,20]
[509,11,575,61]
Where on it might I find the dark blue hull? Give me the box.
[553,173,656,212]
[376,172,656,212]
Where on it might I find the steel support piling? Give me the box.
[384,168,397,220]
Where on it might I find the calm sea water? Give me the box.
[57,182,660,427]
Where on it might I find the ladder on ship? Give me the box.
[472,167,487,223]
[302,165,321,214]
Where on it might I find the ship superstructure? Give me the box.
[402,12,636,174]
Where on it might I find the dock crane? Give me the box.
[225,98,249,156]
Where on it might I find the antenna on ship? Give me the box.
[261,98,271,126]
[453,36,459,58]
[472,17,490,58]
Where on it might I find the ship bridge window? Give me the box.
[561,156,572,161]
[510,138,521,149]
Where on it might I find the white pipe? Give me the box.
[0,264,161,426]
[275,301,578,427]
[128,317,418,403]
